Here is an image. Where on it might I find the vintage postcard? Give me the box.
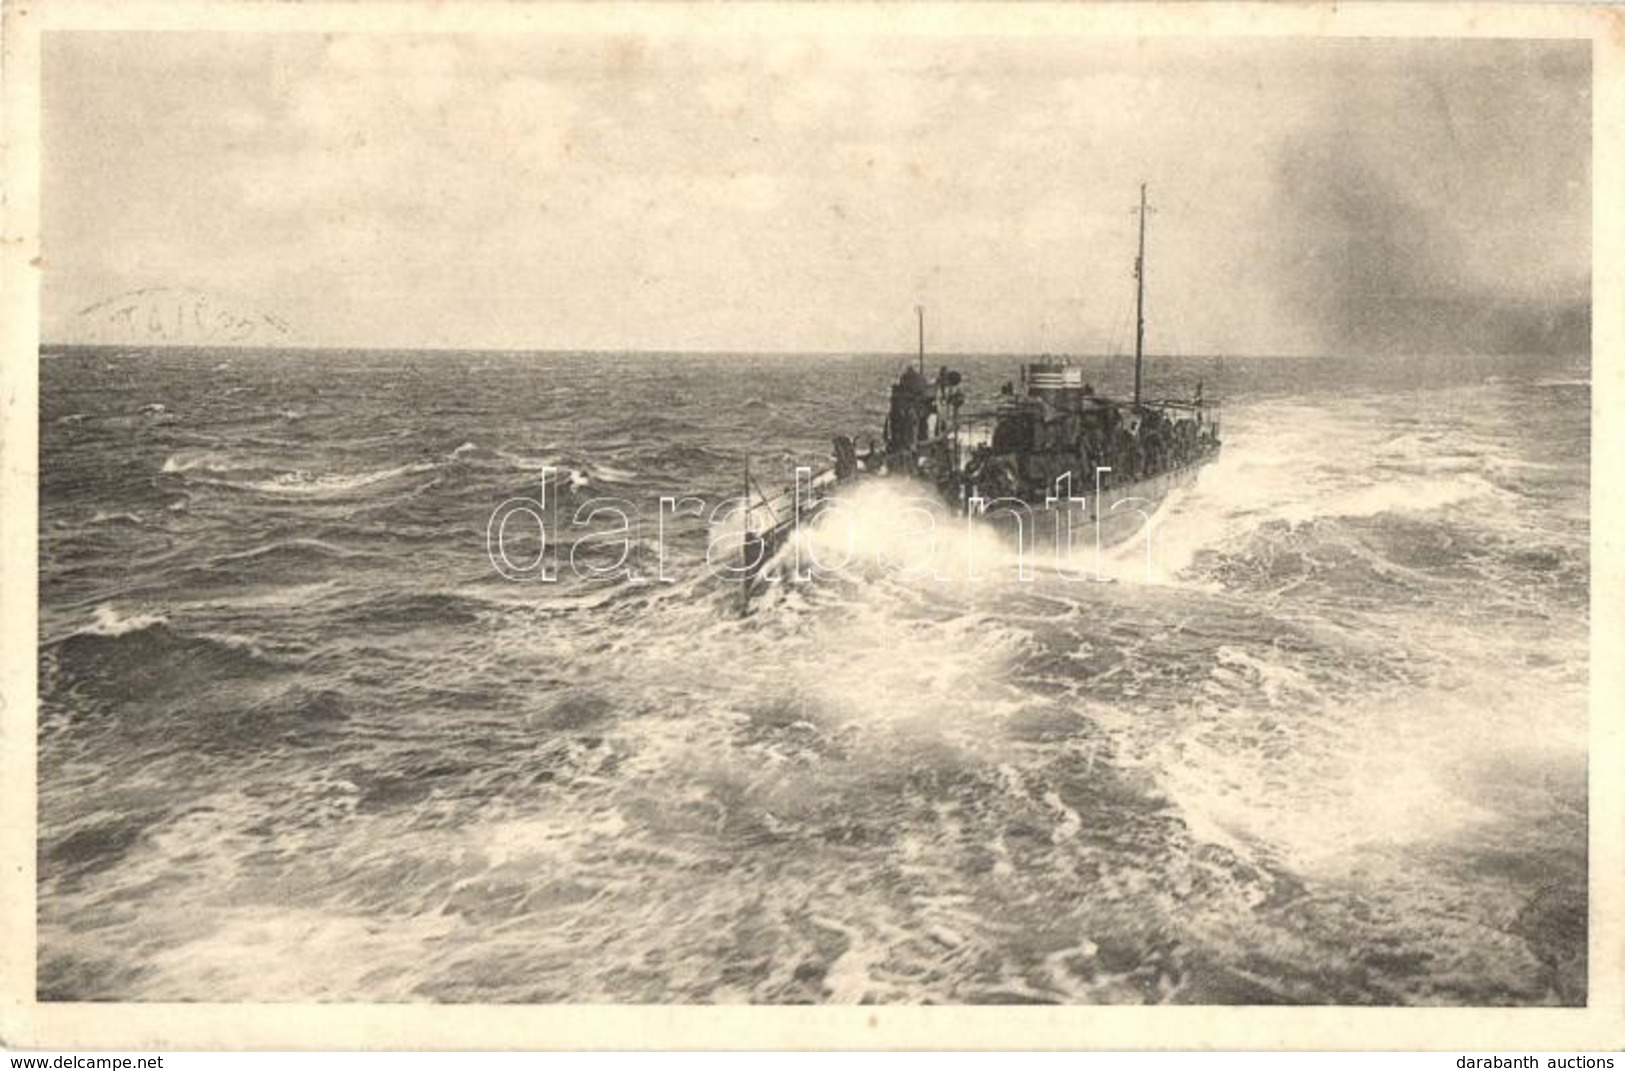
[1,0,1621,1052]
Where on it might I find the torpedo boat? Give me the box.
[734,184,1222,611]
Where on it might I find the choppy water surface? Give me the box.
[38,348,1588,1003]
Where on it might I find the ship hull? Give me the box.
[969,450,1215,558]
[739,447,1218,596]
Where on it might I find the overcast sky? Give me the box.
[43,32,1589,356]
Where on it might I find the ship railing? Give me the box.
[742,462,838,536]
[1147,397,1221,411]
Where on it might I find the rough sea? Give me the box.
[37,347,1589,1004]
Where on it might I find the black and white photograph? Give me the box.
[6,0,1620,1042]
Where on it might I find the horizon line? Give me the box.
[35,342,1590,362]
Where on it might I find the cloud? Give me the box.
[42,33,1590,355]
[236,40,581,227]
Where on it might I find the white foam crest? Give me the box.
[814,915,892,1003]
[1126,630,1587,882]
[139,906,461,1001]
[478,810,628,869]
[1086,482,1231,588]
[793,477,1031,587]
[1171,400,1511,541]
[166,449,439,496]
[87,510,144,526]
[84,604,169,636]
[591,461,640,483]
[1312,471,1503,520]
[161,451,236,474]
[177,580,342,611]
[738,472,1227,595]
[758,593,1033,754]
[212,538,364,563]
[494,448,567,472]
[233,462,438,496]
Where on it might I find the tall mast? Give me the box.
[916,304,925,373]
[1133,183,1148,407]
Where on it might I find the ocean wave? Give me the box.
[325,589,499,632]
[161,451,235,474]
[208,538,379,567]
[83,604,170,637]
[44,813,163,879]
[493,448,558,469]
[63,606,278,660]
[161,451,439,497]
[87,510,145,527]
[1192,517,1440,600]
[49,612,282,704]
[648,441,737,468]
[477,444,642,489]
[491,448,584,484]
[1312,472,1505,521]
[591,461,640,484]
[238,464,438,496]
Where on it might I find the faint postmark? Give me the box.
[75,287,293,345]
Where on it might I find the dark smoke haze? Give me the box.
[1270,40,1590,358]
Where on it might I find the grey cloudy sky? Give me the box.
[43,32,1589,355]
